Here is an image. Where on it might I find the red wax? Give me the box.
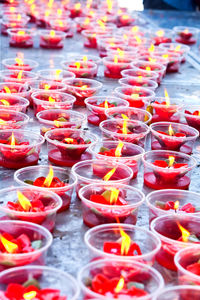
[154,36,172,46]
[152,102,179,123]
[66,83,96,107]
[185,110,200,132]
[116,15,133,27]
[156,242,177,270]
[40,36,63,49]
[9,63,32,71]
[156,201,196,213]
[9,35,33,48]
[176,31,196,45]
[0,152,39,169]
[88,101,116,126]
[48,149,92,167]
[103,241,142,256]
[104,63,129,79]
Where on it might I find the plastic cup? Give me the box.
[78,258,164,299]
[119,76,158,91]
[102,56,133,79]
[151,214,200,271]
[0,109,29,129]
[38,30,66,49]
[84,223,161,265]
[45,128,98,167]
[61,60,98,78]
[121,68,159,82]
[0,220,52,271]
[100,119,150,148]
[153,285,200,300]
[0,94,29,113]
[0,70,38,84]
[38,68,75,81]
[173,26,199,45]
[142,150,196,190]
[159,42,190,63]
[0,82,29,98]
[0,266,79,300]
[14,165,77,212]
[2,58,38,71]
[0,186,62,231]
[183,105,200,132]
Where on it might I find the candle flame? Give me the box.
[0,99,10,106]
[74,2,81,9]
[116,48,124,58]
[58,20,63,27]
[82,55,88,62]
[175,45,181,51]
[148,44,155,52]
[164,88,170,106]
[0,235,18,253]
[47,0,54,8]
[15,58,23,66]
[74,62,81,69]
[10,132,15,148]
[131,93,139,98]
[49,96,55,103]
[86,0,93,9]
[168,156,175,167]
[44,84,51,90]
[168,124,174,136]
[17,14,21,21]
[121,14,129,20]
[53,120,60,127]
[156,29,164,37]
[104,100,108,109]
[3,86,11,94]
[80,85,88,90]
[115,141,124,157]
[114,55,118,64]
[115,277,125,293]
[43,166,54,187]
[17,190,32,211]
[135,35,142,44]
[57,8,62,16]
[178,223,190,242]
[23,291,37,300]
[109,188,120,204]
[17,71,23,80]
[97,19,105,30]
[184,28,189,34]
[103,168,116,181]
[106,0,113,12]
[84,17,90,25]
[17,30,25,36]
[131,26,139,33]
[55,69,62,80]
[149,57,156,63]
[174,201,179,211]
[146,66,151,71]
[0,119,6,125]
[50,30,55,37]
[64,138,74,143]
[123,34,128,40]
[120,228,131,255]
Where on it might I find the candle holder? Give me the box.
[2,58,38,71]
[31,90,75,116]
[100,119,150,148]
[0,82,29,98]
[63,78,102,107]
[0,70,38,84]
[75,17,93,32]
[0,94,29,113]
[151,97,182,123]
[142,150,196,190]
[154,286,200,300]
[131,60,166,84]
[0,129,44,169]
[45,128,98,167]
[7,28,35,48]
[150,122,199,154]
[61,60,98,78]
[102,56,133,79]
[0,266,79,300]
[67,53,102,66]
[151,214,200,271]
[14,165,77,212]
[72,159,133,196]
[159,42,190,63]
[105,106,152,124]
[173,26,199,45]
[0,220,52,271]
[183,105,200,132]
[49,18,74,38]
[38,68,75,81]
[78,258,164,299]
[146,189,200,224]
[119,76,158,91]
[82,29,100,48]
[175,246,200,286]
[152,52,183,73]
[38,30,66,49]
[121,67,159,82]
[0,109,29,130]
[79,183,144,227]
[1,16,30,35]
[85,96,129,126]
[151,28,173,45]
[0,186,62,232]
[107,45,138,60]
[114,86,155,108]
[89,140,144,179]
[36,109,86,136]
[85,223,161,265]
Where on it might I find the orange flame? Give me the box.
[0,119,6,125]
[50,30,55,37]
[178,223,190,242]
[174,201,179,211]
[106,0,113,12]
[156,29,164,37]
[109,188,120,204]
[103,168,116,181]
[84,17,90,25]
[131,26,139,33]
[115,277,125,293]
[54,120,60,127]
[43,166,54,187]
[164,88,170,106]
[116,48,124,58]
[168,156,175,167]
[44,84,51,90]
[17,71,23,80]
[135,35,142,44]
[168,124,174,136]
[10,132,15,148]
[148,44,155,52]
[55,69,62,80]
[0,235,18,253]
[146,66,151,71]
[115,141,124,157]
[104,100,108,109]
[0,99,10,106]
[82,56,88,62]
[15,57,23,66]
[80,85,88,90]
[57,8,62,16]
[49,96,55,103]
[120,228,131,255]
[3,86,11,94]
[23,291,37,300]
[17,190,32,211]
[64,138,74,143]
[74,62,81,69]
[97,19,105,29]
[114,55,118,64]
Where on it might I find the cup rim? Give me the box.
[31,90,76,104]
[0,109,30,124]
[152,284,200,299]
[2,58,39,69]
[121,68,159,79]
[115,86,155,99]
[62,78,103,90]
[36,109,86,125]
[85,96,129,111]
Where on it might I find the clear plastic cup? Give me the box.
[183,105,200,132]
[78,258,164,299]
[0,129,44,169]
[173,26,199,45]
[14,165,77,212]
[45,128,98,167]
[151,28,173,46]
[36,109,86,136]
[0,266,79,300]
[49,18,74,37]
[146,189,200,224]
[114,86,155,108]
[150,122,199,154]
[38,68,75,81]
[121,68,159,82]
[142,150,196,190]
[1,17,30,35]
[102,56,133,79]
[151,214,200,271]
[0,220,52,271]
[175,246,200,285]
[38,30,66,49]
[159,42,190,63]
[100,119,150,148]
[63,78,102,107]
[105,106,152,124]
[31,90,75,116]
[2,58,38,71]
[84,223,161,265]
[89,140,144,179]
[0,186,62,231]
[61,60,98,78]
[0,70,38,84]
[72,159,133,196]
[67,53,102,65]
[0,94,29,113]
[0,82,29,98]
[119,76,158,91]
[153,285,200,300]
[0,109,29,129]
[85,96,129,126]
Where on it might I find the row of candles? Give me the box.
[1,0,200,299]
